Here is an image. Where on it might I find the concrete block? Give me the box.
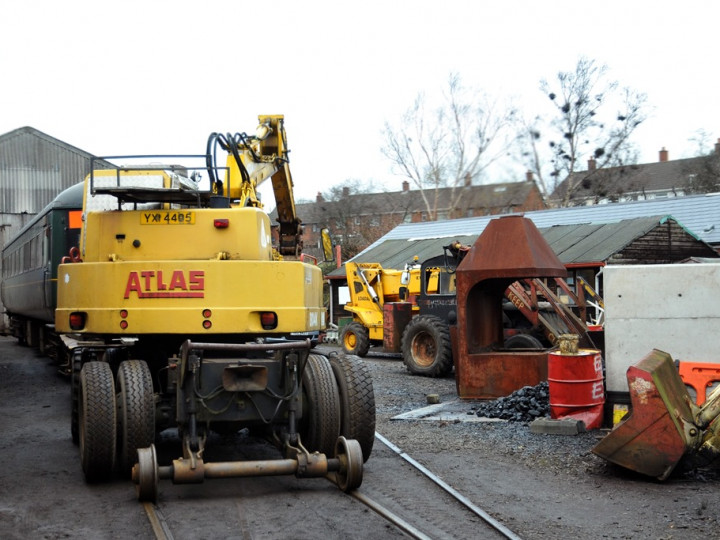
[530,417,586,435]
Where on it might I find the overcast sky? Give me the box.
[2,1,718,203]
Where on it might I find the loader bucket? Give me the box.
[592,349,701,480]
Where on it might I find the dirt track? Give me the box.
[2,337,720,539]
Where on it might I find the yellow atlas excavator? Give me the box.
[55,115,375,501]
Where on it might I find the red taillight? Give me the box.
[260,312,277,330]
[203,320,212,329]
[213,219,229,229]
[202,309,212,318]
[69,312,86,330]
[120,320,129,330]
[120,310,128,319]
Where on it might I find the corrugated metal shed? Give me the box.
[543,217,665,264]
[361,191,720,250]
[329,215,719,277]
[0,126,98,213]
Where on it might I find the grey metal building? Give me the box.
[0,126,99,332]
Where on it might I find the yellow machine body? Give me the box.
[56,257,323,335]
[344,261,426,341]
[55,116,323,337]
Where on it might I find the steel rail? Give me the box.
[375,431,523,540]
[350,490,433,540]
[143,502,174,540]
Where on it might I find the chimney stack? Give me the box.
[715,138,720,154]
[316,192,324,202]
[659,147,669,162]
[526,170,534,182]
[402,180,409,192]
[587,158,597,171]
[342,186,350,197]
[464,173,472,187]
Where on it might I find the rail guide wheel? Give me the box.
[134,444,159,503]
[334,436,363,492]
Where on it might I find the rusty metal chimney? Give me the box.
[659,147,669,162]
[453,215,568,399]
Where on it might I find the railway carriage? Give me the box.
[1,182,83,348]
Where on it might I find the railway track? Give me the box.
[142,431,521,540]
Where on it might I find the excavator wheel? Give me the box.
[328,352,376,462]
[300,354,341,456]
[79,361,117,482]
[504,333,544,349]
[401,315,454,377]
[116,360,155,478]
[340,322,370,357]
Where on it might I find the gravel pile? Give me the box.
[472,381,550,422]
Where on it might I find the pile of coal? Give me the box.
[473,382,550,422]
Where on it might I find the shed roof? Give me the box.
[329,215,719,277]
[361,191,720,249]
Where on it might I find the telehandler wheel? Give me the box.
[116,360,155,478]
[335,436,364,492]
[79,361,117,482]
[70,349,83,445]
[341,322,370,357]
[401,315,454,377]
[328,352,376,462]
[504,333,544,349]
[300,354,341,456]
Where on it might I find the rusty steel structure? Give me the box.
[452,215,568,399]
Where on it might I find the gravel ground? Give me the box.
[359,349,603,477]
[322,346,720,539]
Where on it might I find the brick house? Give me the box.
[271,177,546,260]
[551,142,720,207]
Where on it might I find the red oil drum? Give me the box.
[548,349,605,429]
[383,302,413,353]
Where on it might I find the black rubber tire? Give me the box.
[300,354,341,456]
[116,360,155,477]
[79,361,117,482]
[340,322,371,357]
[70,349,83,445]
[504,333,545,350]
[401,315,454,377]
[328,352,376,462]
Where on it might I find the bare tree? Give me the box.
[318,179,390,260]
[520,57,648,205]
[683,154,720,194]
[688,128,714,156]
[382,73,517,220]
